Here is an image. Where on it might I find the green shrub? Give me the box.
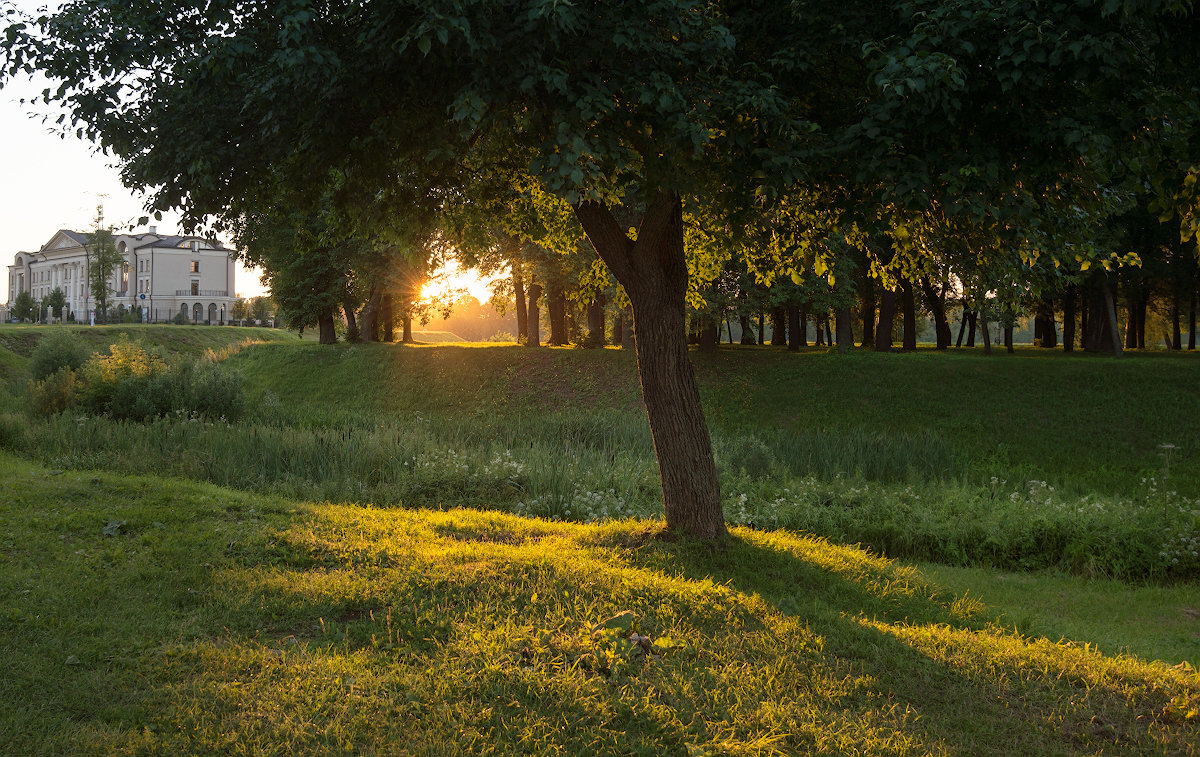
[30,330,90,380]
[28,368,81,417]
[185,361,247,420]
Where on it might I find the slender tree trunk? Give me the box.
[822,314,833,347]
[526,281,543,347]
[318,311,337,344]
[787,305,800,352]
[770,307,786,346]
[1004,323,1014,353]
[980,311,992,355]
[1124,290,1138,349]
[575,193,726,539]
[860,276,876,347]
[814,315,825,346]
[585,292,606,348]
[613,311,625,346]
[1035,297,1057,348]
[798,303,809,346]
[875,287,897,351]
[955,308,969,348]
[966,310,977,347]
[1171,294,1182,350]
[1104,283,1123,358]
[548,285,568,346]
[513,266,528,342]
[381,293,395,342]
[1062,285,1076,352]
[836,306,852,355]
[1136,295,1148,350]
[1189,291,1197,350]
[900,280,917,350]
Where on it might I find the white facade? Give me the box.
[6,228,236,323]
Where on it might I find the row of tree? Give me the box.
[6,0,1197,538]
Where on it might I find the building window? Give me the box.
[190,261,199,273]
[191,281,199,296]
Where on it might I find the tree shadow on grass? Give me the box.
[626,528,1200,756]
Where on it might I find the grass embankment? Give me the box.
[1,451,1196,756]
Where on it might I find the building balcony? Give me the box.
[174,290,230,297]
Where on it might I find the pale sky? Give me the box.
[1,0,268,298]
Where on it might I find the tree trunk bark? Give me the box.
[739,313,757,345]
[875,287,896,351]
[787,305,800,352]
[698,312,718,351]
[966,310,977,347]
[342,301,359,342]
[771,307,786,346]
[585,292,606,348]
[835,306,853,355]
[576,193,727,539]
[513,266,528,342]
[919,278,951,350]
[901,279,917,350]
[381,293,395,342]
[526,281,543,347]
[980,311,992,356]
[1171,293,1182,350]
[318,311,337,344]
[799,303,809,346]
[1034,297,1057,348]
[401,314,413,343]
[1136,294,1148,350]
[955,308,969,348]
[360,284,382,342]
[860,275,876,347]
[548,285,568,346]
[1062,285,1076,352]
[613,311,625,347]
[1104,282,1123,358]
[1189,291,1197,350]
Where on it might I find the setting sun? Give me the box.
[419,260,504,305]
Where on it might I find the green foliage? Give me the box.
[41,287,66,319]
[10,290,34,322]
[84,205,124,317]
[29,329,89,380]
[26,368,80,418]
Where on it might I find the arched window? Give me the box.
[208,303,217,323]
[179,303,188,315]
[193,303,202,322]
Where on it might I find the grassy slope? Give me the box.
[227,341,1200,496]
[1,450,1196,756]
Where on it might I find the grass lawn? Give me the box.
[1,327,1198,753]
[1,451,1196,755]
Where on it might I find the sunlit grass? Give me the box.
[1,452,1196,755]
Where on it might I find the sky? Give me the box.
[0,1,269,298]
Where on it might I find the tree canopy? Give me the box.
[4,0,1198,537]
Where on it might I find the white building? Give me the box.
[6,228,236,323]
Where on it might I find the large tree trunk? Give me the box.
[1104,282,1123,358]
[698,312,718,351]
[359,284,382,342]
[576,193,726,539]
[318,311,337,344]
[613,310,625,346]
[381,294,395,342]
[401,314,413,343]
[526,281,543,347]
[875,287,897,351]
[548,284,568,346]
[798,303,809,346]
[1082,280,1117,354]
[980,310,992,356]
[513,266,528,342]
[1034,297,1057,348]
[786,305,800,352]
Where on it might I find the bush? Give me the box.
[185,361,247,421]
[30,331,90,381]
[28,368,81,417]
